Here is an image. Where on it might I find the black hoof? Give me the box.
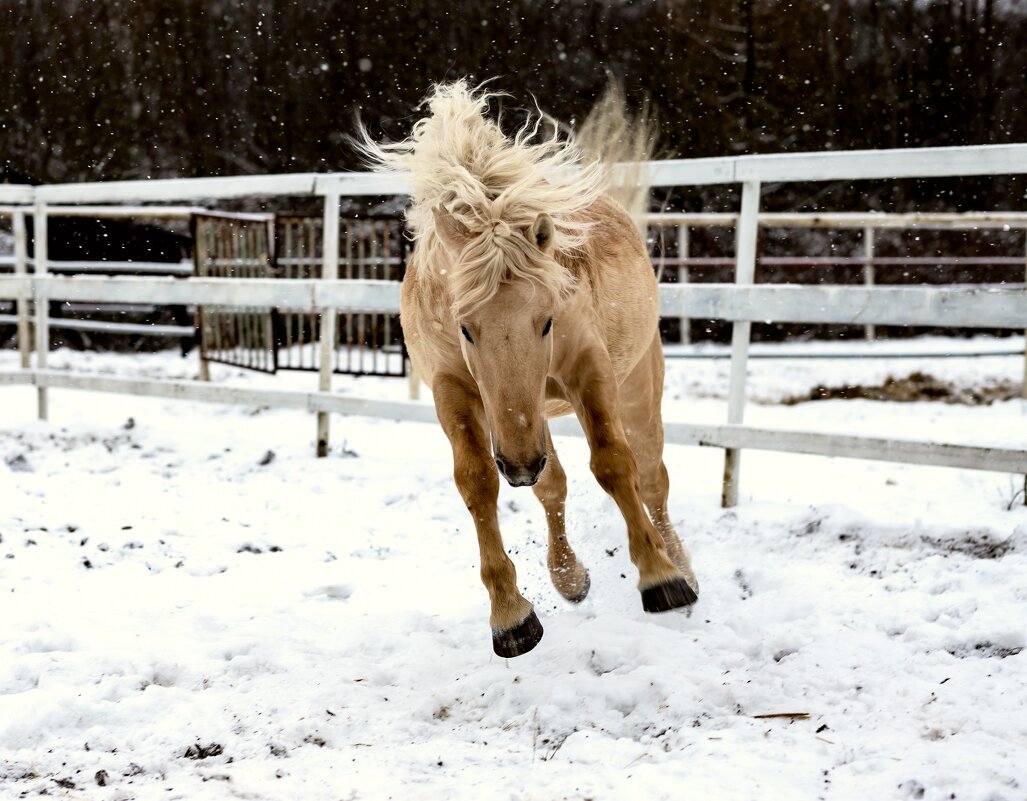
[566,571,591,604]
[641,577,698,613]
[492,610,544,658]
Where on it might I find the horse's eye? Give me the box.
[460,325,474,344]
[541,318,553,337]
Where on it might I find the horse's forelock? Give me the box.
[445,225,576,319]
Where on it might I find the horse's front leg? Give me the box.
[433,374,544,657]
[563,351,697,613]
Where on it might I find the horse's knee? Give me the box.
[454,454,498,509]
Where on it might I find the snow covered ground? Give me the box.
[1,339,1026,800]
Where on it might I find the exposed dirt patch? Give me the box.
[947,642,1024,659]
[184,742,224,760]
[783,372,1021,406]
[921,531,1014,560]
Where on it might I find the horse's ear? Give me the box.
[531,213,555,253]
[432,206,472,253]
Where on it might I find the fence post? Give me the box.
[194,220,211,381]
[863,225,876,341]
[33,202,50,420]
[678,224,690,345]
[13,210,31,369]
[722,181,761,508]
[316,191,340,457]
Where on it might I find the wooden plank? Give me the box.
[0,259,195,275]
[8,143,1027,210]
[650,256,1027,267]
[735,143,1027,184]
[0,185,35,204]
[0,371,32,386]
[723,180,762,508]
[27,276,399,310]
[644,211,1027,229]
[37,205,208,219]
[317,192,340,457]
[314,172,413,197]
[38,318,193,337]
[634,157,735,187]
[863,227,876,341]
[36,174,321,204]
[33,202,49,420]
[659,284,1027,329]
[9,276,1026,329]
[26,369,441,424]
[662,422,1027,475]
[646,144,1027,187]
[12,210,31,369]
[13,370,1026,476]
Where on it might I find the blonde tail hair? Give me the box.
[575,80,658,233]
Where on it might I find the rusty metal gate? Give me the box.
[193,212,277,373]
[274,214,407,377]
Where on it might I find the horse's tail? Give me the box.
[574,81,658,233]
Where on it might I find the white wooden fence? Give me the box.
[648,210,1027,343]
[7,206,1022,346]
[2,143,1027,507]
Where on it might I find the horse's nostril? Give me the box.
[495,454,547,486]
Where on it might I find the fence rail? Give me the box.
[2,275,1022,329]
[2,142,1027,507]
[3,368,1024,478]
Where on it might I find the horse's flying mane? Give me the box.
[353,80,607,317]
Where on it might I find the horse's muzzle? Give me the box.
[495,453,548,487]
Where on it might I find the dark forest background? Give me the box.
[2,0,1026,212]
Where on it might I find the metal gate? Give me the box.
[193,212,277,373]
[274,214,407,377]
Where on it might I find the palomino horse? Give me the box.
[359,82,698,656]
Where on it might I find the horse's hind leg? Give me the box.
[533,426,590,603]
[564,344,696,614]
[620,336,698,593]
[434,374,543,658]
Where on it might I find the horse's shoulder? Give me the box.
[556,194,647,284]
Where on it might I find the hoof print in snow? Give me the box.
[185,742,224,760]
[641,577,698,613]
[5,454,32,473]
